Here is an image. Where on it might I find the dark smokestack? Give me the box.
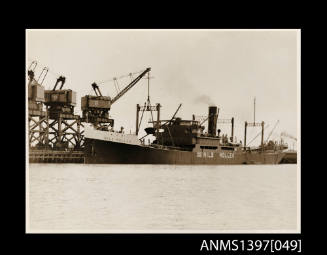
[208,106,218,136]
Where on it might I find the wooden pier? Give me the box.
[29,150,85,163]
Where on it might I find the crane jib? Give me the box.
[111,68,151,104]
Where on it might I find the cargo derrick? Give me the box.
[262,120,287,151]
[216,117,235,143]
[83,67,152,131]
[243,98,284,152]
[28,61,49,149]
[44,76,83,150]
[244,121,265,150]
[134,68,162,141]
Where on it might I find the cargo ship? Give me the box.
[84,105,286,164]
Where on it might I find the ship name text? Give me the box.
[219,152,234,159]
[196,151,214,158]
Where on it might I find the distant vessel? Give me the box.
[280,150,297,164]
[84,105,286,164]
[278,132,297,164]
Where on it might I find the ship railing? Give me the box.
[149,144,191,151]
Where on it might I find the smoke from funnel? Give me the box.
[193,95,215,106]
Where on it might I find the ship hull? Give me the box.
[280,151,297,164]
[84,138,285,165]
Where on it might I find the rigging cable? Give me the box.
[247,123,270,146]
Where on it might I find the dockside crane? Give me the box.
[110,68,151,104]
[81,67,151,129]
[28,60,84,150]
[28,61,48,149]
[44,75,76,118]
[28,61,46,110]
[43,75,82,149]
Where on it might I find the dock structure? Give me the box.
[27,64,154,163]
[44,75,85,150]
[28,63,85,163]
[29,149,85,163]
[28,63,49,149]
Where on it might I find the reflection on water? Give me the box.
[27,164,298,232]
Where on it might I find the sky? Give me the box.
[26,29,299,147]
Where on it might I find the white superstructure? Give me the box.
[84,124,141,146]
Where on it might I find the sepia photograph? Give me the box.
[26,29,300,233]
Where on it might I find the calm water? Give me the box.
[27,164,298,232]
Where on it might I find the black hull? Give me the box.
[84,138,285,165]
[280,151,297,164]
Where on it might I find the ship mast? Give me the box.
[244,97,265,151]
[254,97,256,123]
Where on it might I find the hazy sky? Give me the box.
[27,29,299,146]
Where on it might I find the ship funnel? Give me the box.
[208,106,219,136]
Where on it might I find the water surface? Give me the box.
[27,164,298,232]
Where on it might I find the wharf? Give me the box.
[29,150,85,163]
